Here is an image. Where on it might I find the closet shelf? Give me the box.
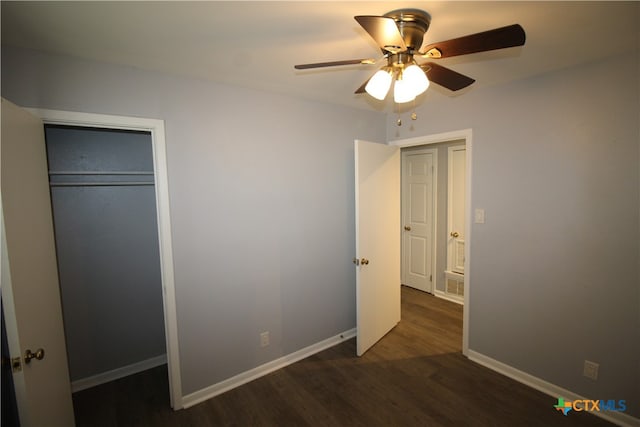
[50,181,154,187]
[48,171,154,175]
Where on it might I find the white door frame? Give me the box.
[389,129,472,356]
[26,108,183,409]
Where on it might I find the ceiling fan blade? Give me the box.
[354,16,407,53]
[294,58,375,70]
[421,62,475,91]
[420,24,526,58]
[354,77,370,94]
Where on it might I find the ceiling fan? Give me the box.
[294,8,526,102]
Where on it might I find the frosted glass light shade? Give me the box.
[402,64,430,96]
[394,77,415,103]
[365,69,392,100]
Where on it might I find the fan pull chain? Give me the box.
[396,101,418,126]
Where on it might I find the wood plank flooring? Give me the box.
[73,286,613,426]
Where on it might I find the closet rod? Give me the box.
[48,171,154,175]
[50,182,155,187]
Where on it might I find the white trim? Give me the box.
[389,128,472,356]
[388,129,471,148]
[467,350,640,427]
[182,328,356,409]
[434,290,464,306]
[71,355,167,393]
[25,108,183,409]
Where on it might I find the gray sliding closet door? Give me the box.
[45,125,166,383]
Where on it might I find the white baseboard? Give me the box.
[71,354,167,393]
[434,290,464,305]
[467,350,639,427]
[181,328,356,409]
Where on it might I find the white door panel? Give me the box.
[355,140,400,356]
[1,98,75,426]
[409,236,427,276]
[402,151,435,293]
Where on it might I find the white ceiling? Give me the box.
[2,1,638,111]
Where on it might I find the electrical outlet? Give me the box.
[260,331,270,347]
[583,360,599,380]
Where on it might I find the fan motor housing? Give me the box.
[383,8,431,52]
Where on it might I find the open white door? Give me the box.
[354,140,400,356]
[1,98,75,426]
[448,146,466,275]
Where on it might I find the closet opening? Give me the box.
[44,124,168,395]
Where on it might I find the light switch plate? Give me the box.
[474,208,485,224]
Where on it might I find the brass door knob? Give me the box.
[404,226,411,231]
[24,348,45,364]
[450,231,459,238]
[360,258,369,265]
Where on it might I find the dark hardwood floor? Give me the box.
[73,286,613,426]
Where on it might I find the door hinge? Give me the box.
[430,274,433,282]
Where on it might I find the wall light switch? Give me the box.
[474,208,485,224]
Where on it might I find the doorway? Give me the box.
[391,129,472,354]
[27,108,183,409]
[401,140,466,303]
[45,124,166,393]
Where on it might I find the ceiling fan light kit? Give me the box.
[364,53,431,103]
[294,8,526,122]
[394,78,415,104]
[365,68,393,100]
[397,63,430,100]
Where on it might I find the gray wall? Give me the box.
[1,46,386,395]
[390,52,640,416]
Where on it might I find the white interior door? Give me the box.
[354,140,400,356]
[448,146,466,274]
[1,98,75,426]
[401,150,435,293]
